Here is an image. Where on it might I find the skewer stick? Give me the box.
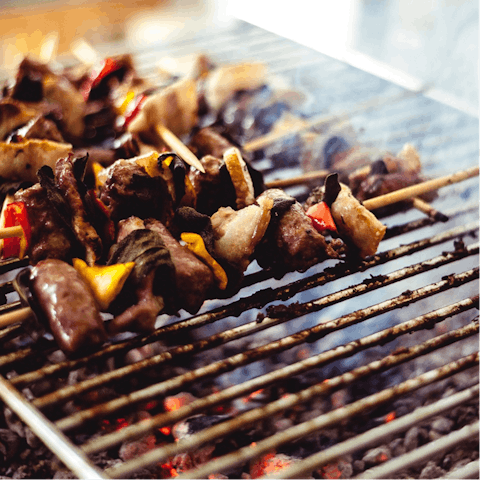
[0,306,33,329]
[362,166,479,211]
[0,225,24,240]
[155,124,205,173]
[412,198,449,222]
[265,169,329,189]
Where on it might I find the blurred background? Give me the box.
[0,0,477,115]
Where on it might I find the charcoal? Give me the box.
[419,461,446,479]
[404,426,420,451]
[362,445,391,466]
[432,417,454,434]
[0,429,21,462]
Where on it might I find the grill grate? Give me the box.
[0,19,478,479]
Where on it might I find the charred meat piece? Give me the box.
[29,259,107,356]
[11,57,86,141]
[255,189,342,275]
[188,155,236,216]
[189,127,237,161]
[145,218,214,314]
[99,156,175,227]
[0,139,72,183]
[13,183,77,264]
[108,228,175,334]
[54,156,103,265]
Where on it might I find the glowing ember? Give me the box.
[164,392,196,412]
[243,389,264,403]
[385,411,396,423]
[160,426,172,436]
[319,461,343,479]
[250,451,298,478]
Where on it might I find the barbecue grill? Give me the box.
[0,19,478,479]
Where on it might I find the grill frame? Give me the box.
[0,19,478,479]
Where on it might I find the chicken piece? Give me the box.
[189,127,236,160]
[128,78,198,146]
[145,218,214,314]
[0,139,72,183]
[203,62,267,111]
[330,183,386,258]
[211,196,273,273]
[30,259,107,356]
[14,184,76,264]
[255,189,342,274]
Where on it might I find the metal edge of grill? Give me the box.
[0,19,478,480]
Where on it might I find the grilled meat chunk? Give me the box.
[99,156,175,227]
[145,218,214,314]
[189,127,236,160]
[255,189,342,274]
[54,156,102,266]
[29,259,107,356]
[330,182,386,259]
[14,184,76,264]
[211,195,273,274]
[108,227,175,334]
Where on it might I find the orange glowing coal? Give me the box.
[250,451,296,478]
[243,389,264,403]
[319,461,343,479]
[163,392,196,412]
[385,411,396,423]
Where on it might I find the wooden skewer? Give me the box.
[0,306,33,329]
[412,198,449,222]
[265,169,329,189]
[362,166,479,211]
[0,225,24,240]
[155,124,205,173]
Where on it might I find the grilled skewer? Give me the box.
[0,167,476,351]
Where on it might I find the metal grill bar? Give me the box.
[0,375,107,479]
[5,220,477,386]
[79,292,478,455]
[28,242,478,410]
[267,384,479,479]
[359,421,479,479]
[108,349,479,478]
[62,262,478,436]
[1,208,474,375]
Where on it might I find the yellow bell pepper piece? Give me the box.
[92,161,106,191]
[117,90,136,115]
[180,232,228,290]
[135,151,163,177]
[73,258,135,310]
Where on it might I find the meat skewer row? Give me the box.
[0,160,476,357]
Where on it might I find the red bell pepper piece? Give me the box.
[2,201,31,259]
[123,93,147,127]
[306,201,337,233]
[81,57,122,100]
